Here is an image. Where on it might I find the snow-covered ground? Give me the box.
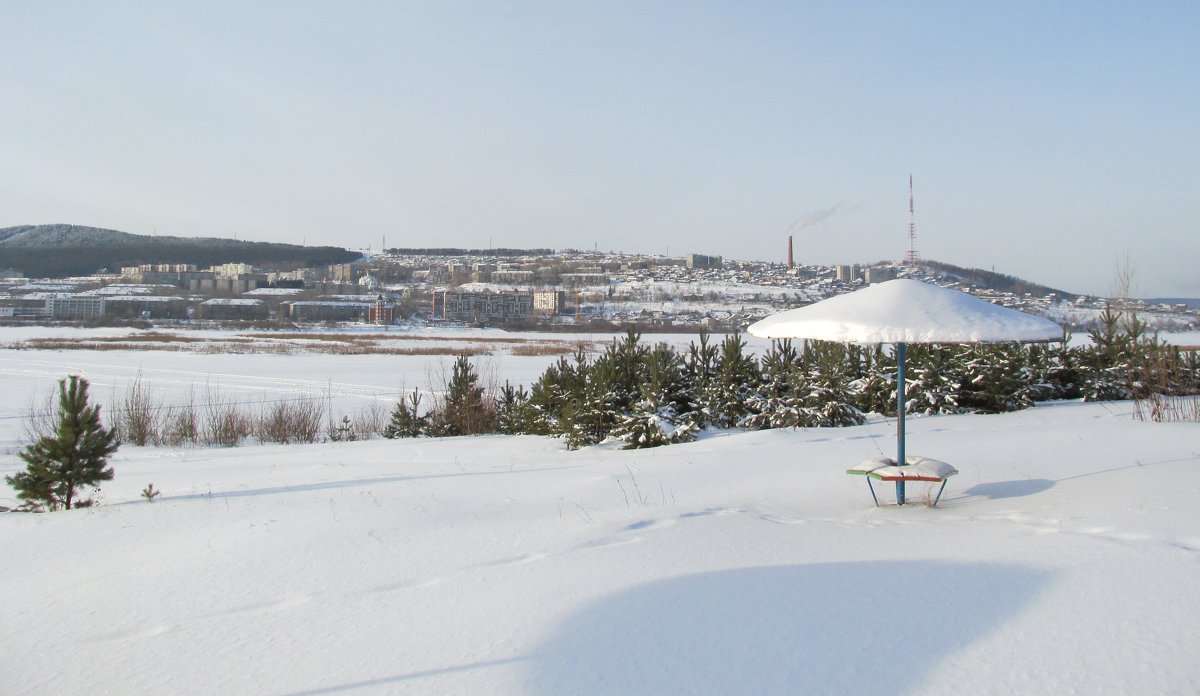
[3,331,1200,694]
[0,327,775,454]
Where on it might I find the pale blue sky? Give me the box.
[2,1,1196,297]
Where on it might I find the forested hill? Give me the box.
[920,259,1077,299]
[0,224,359,278]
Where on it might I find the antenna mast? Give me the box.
[905,174,920,266]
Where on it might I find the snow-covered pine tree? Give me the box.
[799,340,865,427]
[903,344,963,415]
[848,344,895,416]
[612,342,697,448]
[681,329,720,430]
[744,339,806,429]
[1039,334,1083,399]
[569,380,619,447]
[1023,342,1065,401]
[7,375,119,511]
[1081,306,1134,401]
[710,333,761,428]
[958,343,1034,413]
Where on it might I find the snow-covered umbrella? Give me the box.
[748,278,1063,505]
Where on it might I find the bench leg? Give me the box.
[933,479,949,507]
[865,477,879,507]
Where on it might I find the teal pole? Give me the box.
[896,342,907,506]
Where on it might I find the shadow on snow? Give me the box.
[522,560,1048,696]
[149,464,584,503]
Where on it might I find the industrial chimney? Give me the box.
[787,235,794,270]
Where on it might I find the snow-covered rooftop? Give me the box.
[102,295,185,303]
[243,287,304,296]
[202,298,263,306]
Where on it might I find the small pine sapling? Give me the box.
[6,375,119,511]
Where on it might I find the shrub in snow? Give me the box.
[115,374,159,446]
[160,397,201,446]
[202,396,252,447]
[256,399,324,444]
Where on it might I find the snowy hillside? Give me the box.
[2,334,1199,694]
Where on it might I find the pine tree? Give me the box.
[744,339,805,429]
[958,343,1033,413]
[904,344,963,415]
[801,340,865,427]
[538,331,654,448]
[7,375,119,511]
[681,329,720,430]
[848,344,895,416]
[383,388,427,438]
[431,355,496,436]
[529,351,590,437]
[1081,306,1134,401]
[612,342,696,448]
[1042,334,1083,399]
[710,333,761,428]
[588,329,651,431]
[495,381,534,435]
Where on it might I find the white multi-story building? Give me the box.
[46,294,105,319]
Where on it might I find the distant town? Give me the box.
[1,249,1197,334]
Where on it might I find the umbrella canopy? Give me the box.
[748,278,1064,505]
[748,278,1064,344]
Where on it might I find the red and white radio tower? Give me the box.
[905,174,920,266]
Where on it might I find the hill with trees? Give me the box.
[0,224,359,278]
[918,259,1076,299]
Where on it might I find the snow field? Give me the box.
[2,332,1200,694]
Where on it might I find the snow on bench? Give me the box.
[846,456,958,507]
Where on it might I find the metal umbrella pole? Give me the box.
[896,342,907,506]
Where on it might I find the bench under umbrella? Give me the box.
[748,278,1063,505]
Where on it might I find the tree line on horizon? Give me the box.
[1,243,359,278]
[0,224,359,278]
